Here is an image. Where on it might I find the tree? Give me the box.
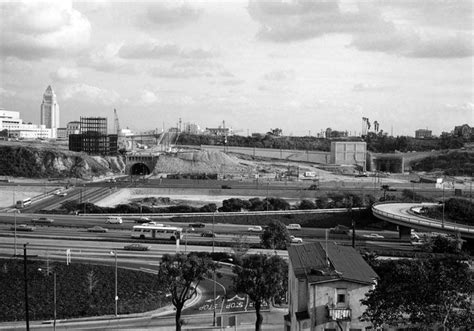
[233,254,288,331]
[260,220,290,250]
[298,199,316,210]
[157,253,217,331]
[361,257,473,329]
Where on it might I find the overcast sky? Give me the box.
[0,0,472,136]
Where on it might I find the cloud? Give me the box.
[445,102,474,112]
[79,43,134,73]
[50,67,80,82]
[221,79,244,86]
[139,90,160,105]
[149,60,224,79]
[248,0,474,58]
[0,1,91,59]
[1,57,32,74]
[352,82,394,92]
[118,41,216,60]
[63,83,120,105]
[150,65,213,79]
[351,27,473,59]
[138,2,202,29]
[263,70,295,81]
[0,88,16,98]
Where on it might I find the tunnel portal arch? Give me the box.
[130,163,151,176]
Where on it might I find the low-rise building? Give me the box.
[285,242,377,331]
[0,108,53,139]
[415,129,432,139]
[56,127,67,139]
[330,141,366,171]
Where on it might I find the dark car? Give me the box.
[133,216,151,223]
[87,226,108,233]
[11,224,35,232]
[31,217,54,224]
[201,230,215,237]
[221,185,232,189]
[124,243,151,251]
[189,223,205,228]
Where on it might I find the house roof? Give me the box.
[288,242,378,285]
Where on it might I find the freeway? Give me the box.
[372,202,474,239]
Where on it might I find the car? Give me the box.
[124,243,151,251]
[304,184,319,191]
[55,191,67,197]
[290,235,303,244]
[189,223,205,228]
[248,226,263,232]
[11,224,35,232]
[105,216,123,224]
[363,233,384,239]
[286,224,301,230]
[201,230,216,237]
[87,226,108,233]
[133,216,151,223]
[31,217,54,224]
[330,225,350,234]
[221,185,232,189]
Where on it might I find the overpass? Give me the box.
[372,202,474,239]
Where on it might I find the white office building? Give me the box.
[0,108,52,139]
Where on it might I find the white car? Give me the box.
[290,235,303,244]
[286,224,301,230]
[363,233,384,239]
[248,226,263,232]
[105,216,123,224]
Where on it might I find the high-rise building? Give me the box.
[40,85,59,137]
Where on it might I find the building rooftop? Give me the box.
[288,242,377,285]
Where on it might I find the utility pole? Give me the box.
[23,243,30,331]
[212,212,216,327]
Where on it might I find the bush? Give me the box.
[0,260,169,322]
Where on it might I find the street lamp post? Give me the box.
[110,250,118,317]
[442,185,445,228]
[23,243,30,331]
[14,209,18,256]
[212,211,216,327]
[53,272,57,331]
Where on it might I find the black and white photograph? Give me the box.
[0,1,472,330]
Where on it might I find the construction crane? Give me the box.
[114,109,129,151]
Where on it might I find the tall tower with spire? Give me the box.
[40,85,59,137]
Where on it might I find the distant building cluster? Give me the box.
[0,86,61,140]
[325,128,348,139]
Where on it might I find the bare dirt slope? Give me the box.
[151,150,253,175]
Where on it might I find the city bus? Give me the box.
[16,198,32,209]
[131,225,182,241]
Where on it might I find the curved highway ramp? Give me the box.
[372,202,474,239]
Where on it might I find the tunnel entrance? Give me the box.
[130,163,151,176]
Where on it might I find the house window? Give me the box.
[337,293,346,304]
[336,288,347,307]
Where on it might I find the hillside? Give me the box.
[0,141,125,179]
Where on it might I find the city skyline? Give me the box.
[0,0,472,136]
